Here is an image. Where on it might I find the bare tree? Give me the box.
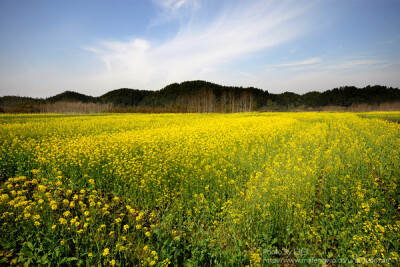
[40,102,112,114]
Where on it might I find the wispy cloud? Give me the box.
[323,59,386,70]
[271,57,389,72]
[86,0,315,89]
[153,0,188,11]
[254,64,400,94]
[148,0,200,27]
[278,57,321,67]
[255,56,399,93]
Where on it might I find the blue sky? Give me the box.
[0,0,400,97]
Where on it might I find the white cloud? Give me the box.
[153,0,190,11]
[251,65,400,94]
[323,59,386,70]
[278,57,321,67]
[254,57,400,93]
[149,0,200,26]
[270,57,390,72]
[86,0,315,90]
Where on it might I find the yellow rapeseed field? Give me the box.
[0,112,399,266]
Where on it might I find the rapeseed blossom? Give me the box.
[0,112,399,266]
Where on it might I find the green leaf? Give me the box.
[327,252,333,258]
[26,242,34,250]
[66,257,78,262]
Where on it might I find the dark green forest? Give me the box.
[1,80,400,113]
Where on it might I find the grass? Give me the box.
[357,111,400,123]
[0,112,399,266]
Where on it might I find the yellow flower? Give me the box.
[145,231,151,238]
[110,259,116,266]
[149,260,156,266]
[1,194,9,202]
[38,185,46,192]
[63,211,71,217]
[88,253,93,258]
[102,248,110,257]
[52,225,57,230]
[136,224,142,230]
[128,208,135,214]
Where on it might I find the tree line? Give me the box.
[1,81,400,113]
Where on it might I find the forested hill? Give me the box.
[1,80,400,113]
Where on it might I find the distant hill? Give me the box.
[46,91,98,103]
[0,96,42,107]
[100,88,152,107]
[140,80,269,111]
[1,81,400,113]
[0,96,44,113]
